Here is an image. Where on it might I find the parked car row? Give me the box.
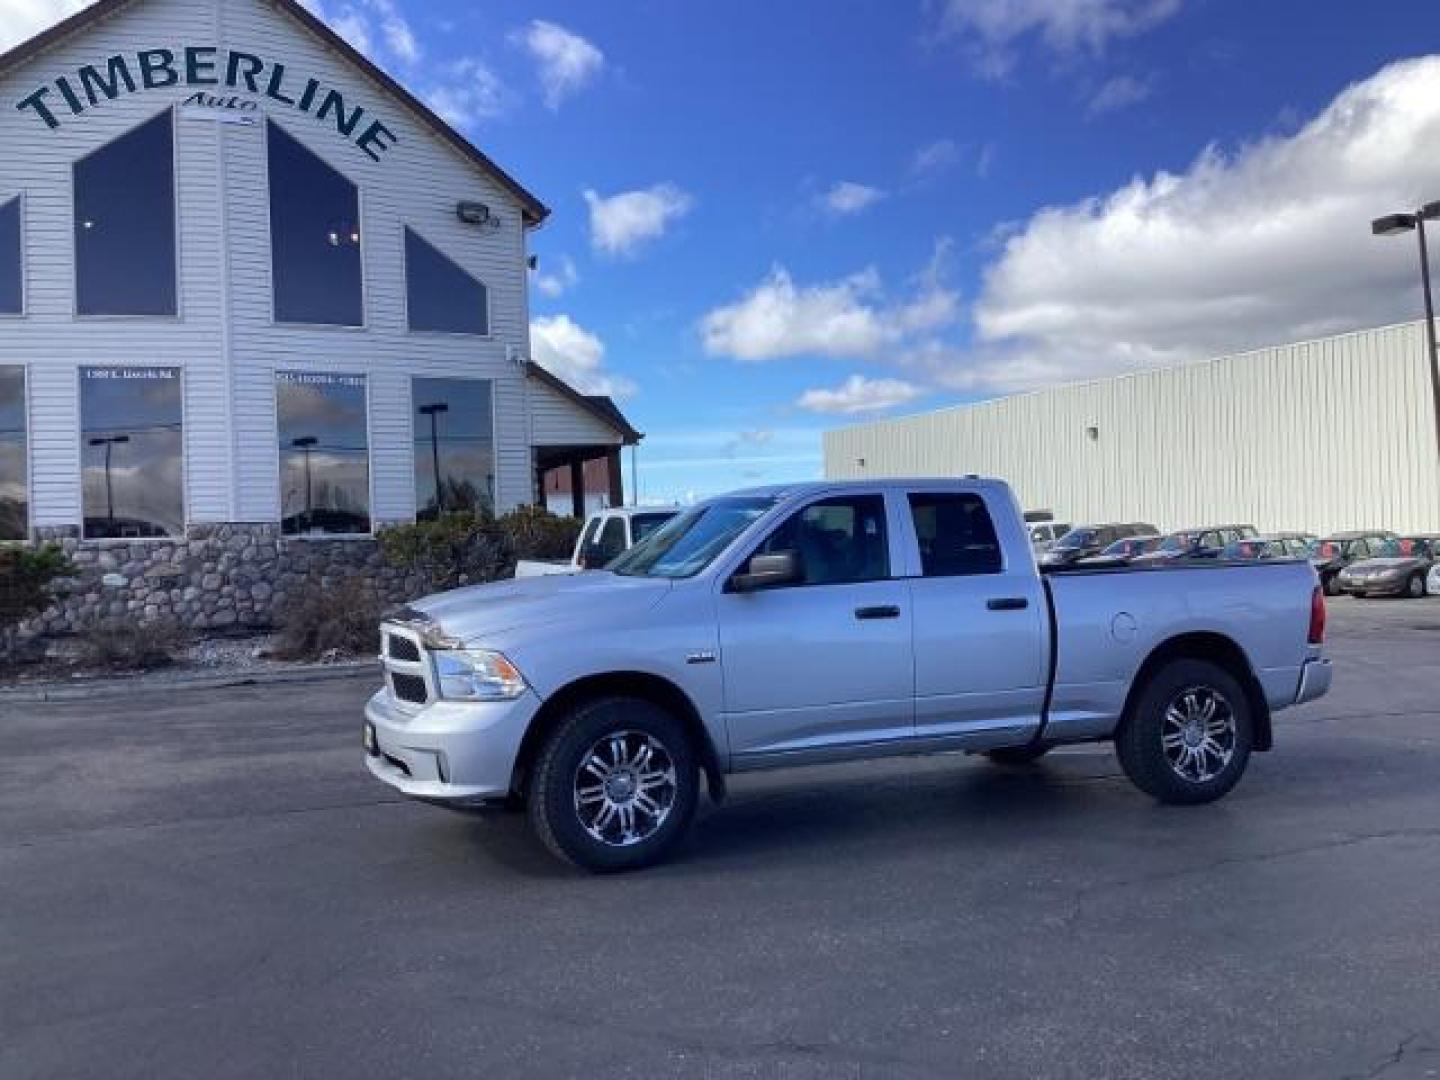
[1036,520,1440,600]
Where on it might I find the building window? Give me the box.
[74,111,176,317]
[268,121,363,326]
[80,366,183,539]
[0,367,25,540]
[0,197,21,315]
[276,372,370,535]
[405,228,488,335]
[412,378,494,519]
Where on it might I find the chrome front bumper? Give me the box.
[1293,657,1333,706]
[364,687,542,804]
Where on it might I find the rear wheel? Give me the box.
[1323,573,1342,597]
[1116,659,1253,805]
[985,743,1051,765]
[1406,573,1426,599]
[528,696,699,872]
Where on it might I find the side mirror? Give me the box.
[731,550,802,592]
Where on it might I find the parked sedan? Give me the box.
[1337,536,1438,599]
[1039,522,1158,567]
[1133,524,1259,565]
[1074,535,1164,568]
[1311,531,1396,596]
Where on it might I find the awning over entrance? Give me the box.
[527,363,640,519]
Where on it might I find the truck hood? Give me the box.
[406,572,672,645]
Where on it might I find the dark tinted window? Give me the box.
[405,228,488,334]
[268,122,362,326]
[0,366,25,539]
[80,367,183,538]
[74,112,176,316]
[0,197,20,315]
[630,513,675,543]
[277,372,369,535]
[908,492,1002,577]
[758,494,889,585]
[596,517,626,561]
[412,377,493,519]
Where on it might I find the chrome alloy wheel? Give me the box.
[1160,686,1236,784]
[573,731,678,847]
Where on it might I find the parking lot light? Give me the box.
[1372,205,1440,460]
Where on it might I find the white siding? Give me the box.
[529,375,626,447]
[0,0,578,531]
[824,322,1440,535]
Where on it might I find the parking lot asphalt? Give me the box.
[2,596,1439,1080]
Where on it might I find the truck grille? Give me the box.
[390,671,428,704]
[380,623,432,709]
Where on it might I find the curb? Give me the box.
[1,659,380,703]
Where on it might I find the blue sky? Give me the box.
[19,0,1440,502]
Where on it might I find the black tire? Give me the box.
[1322,573,1342,597]
[1406,573,1426,599]
[1115,658,1253,805]
[528,696,699,872]
[985,743,1052,765]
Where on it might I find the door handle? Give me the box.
[854,605,901,620]
[986,597,1029,611]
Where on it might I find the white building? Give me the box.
[0,0,638,550]
[825,321,1440,535]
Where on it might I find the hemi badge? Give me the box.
[685,651,717,665]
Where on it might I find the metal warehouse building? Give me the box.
[0,0,640,635]
[825,321,1440,535]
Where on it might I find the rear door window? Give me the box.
[596,516,627,562]
[907,492,1003,577]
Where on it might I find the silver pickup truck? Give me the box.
[365,478,1332,871]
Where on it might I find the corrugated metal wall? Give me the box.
[825,322,1440,535]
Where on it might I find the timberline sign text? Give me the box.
[15,46,398,161]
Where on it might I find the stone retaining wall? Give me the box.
[18,523,430,640]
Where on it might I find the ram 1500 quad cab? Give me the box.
[365,479,1332,871]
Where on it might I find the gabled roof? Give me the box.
[0,0,549,225]
[526,362,642,444]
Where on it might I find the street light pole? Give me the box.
[418,402,449,516]
[88,434,130,527]
[291,436,318,533]
[1372,203,1440,460]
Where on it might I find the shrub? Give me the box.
[378,506,584,592]
[273,573,385,661]
[0,544,76,654]
[74,616,188,671]
[376,511,506,592]
[497,504,584,561]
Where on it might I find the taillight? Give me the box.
[1308,586,1326,645]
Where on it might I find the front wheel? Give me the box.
[1406,573,1426,599]
[528,696,699,872]
[1323,573,1342,597]
[1116,659,1253,805]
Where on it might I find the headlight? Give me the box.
[432,649,528,701]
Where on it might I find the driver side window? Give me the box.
[754,494,889,587]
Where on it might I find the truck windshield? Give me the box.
[629,512,677,543]
[610,496,778,579]
[1054,528,1096,550]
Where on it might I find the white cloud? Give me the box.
[934,0,1180,79]
[975,142,997,178]
[530,315,636,399]
[961,56,1440,391]
[584,184,693,258]
[532,255,580,299]
[370,0,420,64]
[513,19,604,109]
[797,375,925,415]
[0,0,91,51]
[424,58,508,128]
[912,138,961,177]
[702,239,960,363]
[1087,73,1152,116]
[819,181,886,216]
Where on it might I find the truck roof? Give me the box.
[728,477,1008,498]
